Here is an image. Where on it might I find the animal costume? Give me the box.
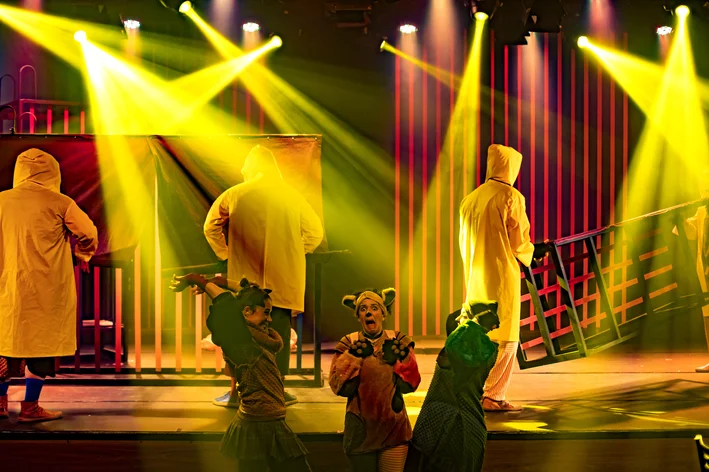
[329,289,421,471]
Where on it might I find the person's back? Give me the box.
[0,148,97,358]
[226,178,315,311]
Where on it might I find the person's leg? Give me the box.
[267,454,313,472]
[378,444,409,472]
[235,459,269,472]
[482,341,521,412]
[214,360,240,407]
[19,358,61,423]
[697,317,709,372]
[347,452,379,472]
[270,307,297,405]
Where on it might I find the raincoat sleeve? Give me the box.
[64,201,98,262]
[507,195,535,267]
[204,190,231,261]
[300,199,323,253]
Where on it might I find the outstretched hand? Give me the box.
[170,273,203,293]
[533,240,552,261]
[348,338,374,359]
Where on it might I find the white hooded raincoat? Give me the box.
[0,149,98,358]
[459,144,535,343]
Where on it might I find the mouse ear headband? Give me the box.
[342,288,396,318]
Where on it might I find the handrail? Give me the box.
[0,74,17,104]
[553,198,709,245]
[19,65,37,100]
[0,105,17,134]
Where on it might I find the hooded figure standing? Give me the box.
[204,145,324,406]
[0,148,98,422]
[459,144,536,412]
[676,169,709,372]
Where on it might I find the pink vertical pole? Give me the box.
[94,267,101,372]
[75,266,81,372]
[29,106,35,134]
[46,107,52,133]
[63,108,69,134]
[176,291,182,372]
[115,268,122,373]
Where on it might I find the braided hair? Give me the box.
[234,277,272,310]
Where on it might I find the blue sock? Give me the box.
[0,381,8,397]
[24,378,44,402]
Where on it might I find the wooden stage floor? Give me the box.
[2,349,709,471]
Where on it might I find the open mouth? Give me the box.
[365,319,376,327]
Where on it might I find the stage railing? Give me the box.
[58,250,348,387]
[518,199,709,369]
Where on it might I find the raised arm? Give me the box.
[329,335,367,398]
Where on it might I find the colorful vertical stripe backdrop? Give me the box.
[393,32,634,339]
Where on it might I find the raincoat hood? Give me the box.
[13,148,61,193]
[241,145,283,182]
[485,144,522,186]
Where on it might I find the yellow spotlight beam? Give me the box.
[623,7,709,218]
[381,40,462,88]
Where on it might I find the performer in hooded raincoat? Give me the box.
[0,148,98,422]
[459,144,543,412]
[204,145,323,406]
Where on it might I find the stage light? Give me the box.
[123,19,140,30]
[528,0,566,33]
[270,35,282,48]
[577,36,589,48]
[657,25,673,35]
[74,30,87,42]
[243,22,260,33]
[179,1,192,14]
[380,40,388,51]
[399,24,417,34]
[474,11,489,21]
[676,5,690,17]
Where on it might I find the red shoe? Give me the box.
[0,396,7,419]
[482,397,523,412]
[18,401,62,423]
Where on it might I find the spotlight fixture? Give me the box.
[74,30,87,42]
[243,22,260,33]
[474,11,489,21]
[380,40,388,51]
[123,19,140,30]
[489,0,529,45]
[675,4,690,17]
[469,0,501,20]
[657,25,673,35]
[270,35,283,48]
[399,24,417,34]
[528,0,566,33]
[159,0,193,13]
[577,35,589,48]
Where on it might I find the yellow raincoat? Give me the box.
[204,146,323,312]
[0,149,98,358]
[459,144,535,343]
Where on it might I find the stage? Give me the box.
[2,346,708,471]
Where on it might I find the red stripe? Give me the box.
[436,47,442,336]
[504,46,509,146]
[556,36,563,329]
[94,268,100,372]
[422,47,428,336]
[449,35,455,314]
[530,41,536,241]
[81,110,86,134]
[543,34,549,242]
[490,31,495,143]
[596,60,603,328]
[570,49,576,309]
[622,33,629,323]
[46,107,52,133]
[115,269,122,373]
[408,61,415,336]
[517,47,522,192]
[394,55,401,332]
[64,108,69,134]
[583,53,589,326]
